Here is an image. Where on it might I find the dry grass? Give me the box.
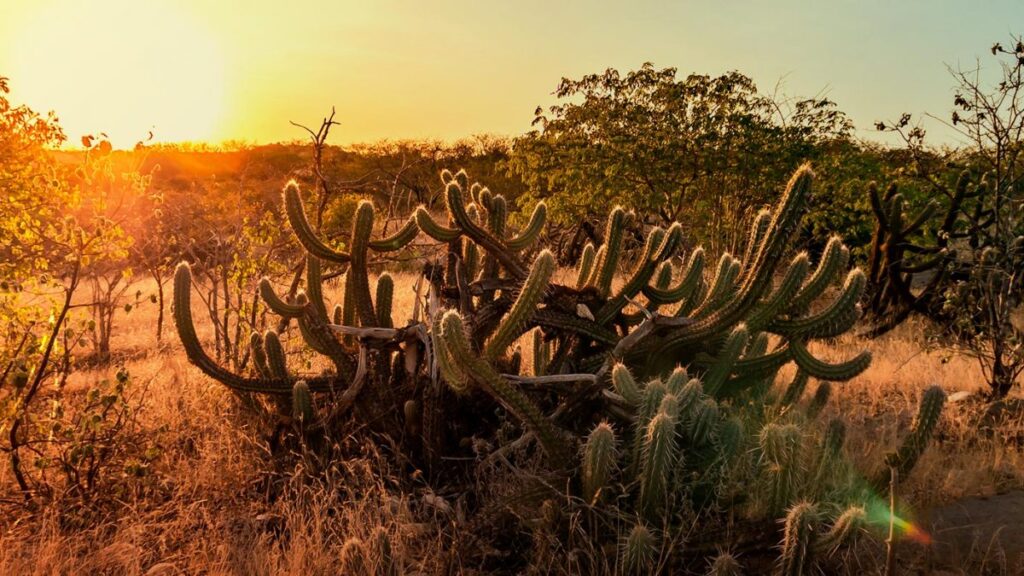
[1,274,1022,574]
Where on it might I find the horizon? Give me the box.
[2,0,1022,149]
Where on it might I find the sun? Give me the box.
[5,0,226,148]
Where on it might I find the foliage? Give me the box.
[0,79,150,504]
[170,164,949,570]
[507,64,853,253]
[868,36,1024,396]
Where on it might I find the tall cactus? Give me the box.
[171,166,887,569]
[879,385,946,485]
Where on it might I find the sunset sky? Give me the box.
[1,0,1021,148]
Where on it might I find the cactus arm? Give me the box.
[581,422,618,504]
[174,262,339,393]
[739,208,772,279]
[249,332,272,378]
[531,308,620,345]
[263,330,289,378]
[445,184,528,279]
[292,380,314,423]
[506,202,547,251]
[790,338,871,381]
[778,369,810,407]
[439,310,568,462]
[593,207,626,298]
[575,243,596,290]
[788,236,849,313]
[883,385,946,481]
[780,502,820,576]
[432,312,469,392]
[283,181,351,263]
[531,328,549,377]
[348,200,377,327]
[702,324,750,397]
[305,255,329,321]
[485,250,556,359]
[611,363,642,406]
[643,247,704,305]
[770,270,866,339]
[369,214,419,252]
[375,273,394,328]
[816,506,867,556]
[746,252,810,331]
[259,277,305,318]
[638,410,680,519]
[659,166,816,355]
[598,223,682,325]
[415,206,462,242]
[692,253,739,318]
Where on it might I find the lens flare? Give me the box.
[866,498,932,545]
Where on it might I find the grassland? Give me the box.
[1,274,1022,575]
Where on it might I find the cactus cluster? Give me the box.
[577,359,938,573]
[864,173,992,336]
[170,165,945,571]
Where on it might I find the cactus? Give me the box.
[816,505,866,556]
[612,363,642,406]
[706,552,743,576]
[805,382,831,419]
[375,273,394,328]
[581,421,618,504]
[779,501,820,576]
[575,242,597,289]
[439,310,568,462]
[638,410,680,518]
[880,385,946,484]
[170,166,888,567]
[621,523,658,574]
[779,370,810,407]
[485,250,555,359]
[292,380,314,423]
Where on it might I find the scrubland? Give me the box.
[1,274,1021,575]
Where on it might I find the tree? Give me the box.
[507,64,852,255]
[0,78,141,500]
[868,37,1024,397]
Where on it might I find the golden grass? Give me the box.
[2,274,1022,574]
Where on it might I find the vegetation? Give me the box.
[169,165,952,571]
[1,35,1024,575]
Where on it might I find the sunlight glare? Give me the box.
[6,0,226,147]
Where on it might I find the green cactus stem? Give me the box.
[369,214,419,252]
[779,501,820,576]
[790,339,870,382]
[576,243,597,289]
[883,385,946,481]
[621,523,658,574]
[506,201,547,251]
[439,310,568,461]
[581,421,618,504]
[376,273,394,328]
[415,206,462,242]
[485,249,555,360]
[639,409,680,518]
[283,181,351,263]
[292,380,314,423]
[249,332,271,378]
[593,206,626,297]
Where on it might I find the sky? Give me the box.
[1,0,1021,148]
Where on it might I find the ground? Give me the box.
[1,274,1022,574]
